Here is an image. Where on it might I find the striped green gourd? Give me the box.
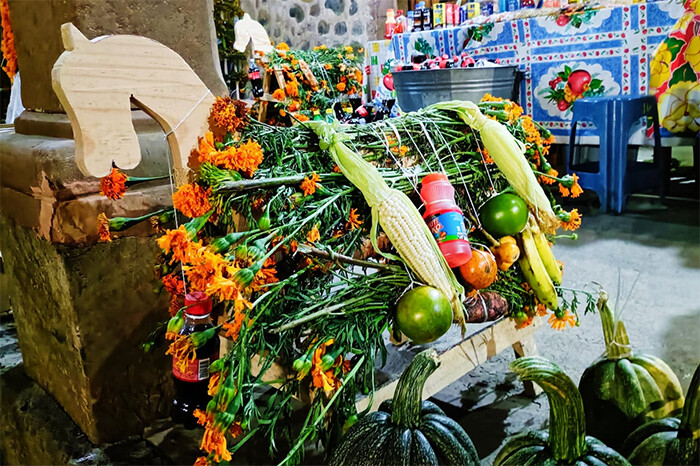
[495,356,630,466]
[579,292,685,449]
[621,363,699,465]
[329,349,479,466]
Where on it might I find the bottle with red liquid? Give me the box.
[171,291,220,429]
[420,173,472,268]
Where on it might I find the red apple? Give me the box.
[383,73,394,90]
[567,70,592,95]
[556,14,569,26]
[557,100,571,111]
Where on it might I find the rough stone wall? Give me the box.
[241,0,397,49]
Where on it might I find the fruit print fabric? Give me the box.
[650,0,700,134]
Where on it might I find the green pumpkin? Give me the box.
[578,292,685,450]
[329,349,479,466]
[621,363,700,465]
[495,356,631,466]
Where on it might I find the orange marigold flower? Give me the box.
[536,303,548,316]
[346,208,363,231]
[185,249,227,292]
[200,425,232,463]
[193,408,210,427]
[332,164,342,173]
[559,173,583,198]
[480,93,501,103]
[194,456,210,466]
[172,183,212,218]
[294,113,310,122]
[157,225,201,264]
[288,100,300,112]
[207,371,222,397]
[230,422,243,438]
[272,88,286,100]
[307,224,320,243]
[324,63,333,70]
[162,274,185,296]
[480,148,494,164]
[276,42,290,52]
[548,310,577,330]
[166,335,196,373]
[336,82,347,92]
[197,132,218,165]
[99,168,128,200]
[1,0,17,81]
[300,172,321,196]
[235,139,264,177]
[539,167,559,185]
[222,309,247,341]
[285,80,299,98]
[311,340,341,396]
[515,314,534,329]
[97,213,112,242]
[561,209,582,231]
[210,97,248,133]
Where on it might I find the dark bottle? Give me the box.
[248,60,264,98]
[171,292,219,429]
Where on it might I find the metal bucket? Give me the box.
[392,66,519,112]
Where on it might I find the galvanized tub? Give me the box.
[392,66,519,112]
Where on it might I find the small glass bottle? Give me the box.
[171,292,220,429]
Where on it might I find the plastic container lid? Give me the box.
[184,291,212,316]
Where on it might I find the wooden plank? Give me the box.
[52,23,215,184]
[355,317,540,412]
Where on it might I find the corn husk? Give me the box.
[306,120,467,328]
[430,101,560,234]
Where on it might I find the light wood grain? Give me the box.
[51,23,215,184]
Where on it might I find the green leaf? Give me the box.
[564,65,572,75]
[589,78,603,89]
[665,37,685,62]
[669,63,696,87]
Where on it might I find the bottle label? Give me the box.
[426,211,469,243]
[173,352,218,382]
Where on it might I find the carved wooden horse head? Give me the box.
[52,23,216,184]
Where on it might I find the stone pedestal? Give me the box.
[1,0,227,445]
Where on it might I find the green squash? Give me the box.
[495,356,631,466]
[621,363,700,465]
[578,292,685,450]
[329,349,479,466]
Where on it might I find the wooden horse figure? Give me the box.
[52,23,217,185]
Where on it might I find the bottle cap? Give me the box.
[184,291,212,316]
[421,172,449,185]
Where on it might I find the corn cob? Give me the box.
[431,101,560,234]
[308,121,467,328]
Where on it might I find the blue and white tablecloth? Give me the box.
[389,1,686,138]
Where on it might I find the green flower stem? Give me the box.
[108,207,172,231]
[214,172,345,193]
[125,174,171,186]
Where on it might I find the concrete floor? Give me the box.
[433,195,700,464]
[1,194,698,464]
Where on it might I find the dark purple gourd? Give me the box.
[578,292,685,450]
[328,349,479,466]
[621,363,699,465]
[495,356,630,466]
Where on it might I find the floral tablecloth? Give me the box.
[389,1,687,138]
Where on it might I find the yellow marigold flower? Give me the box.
[166,335,196,373]
[324,63,333,70]
[344,45,353,53]
[276,42,290,52]
[300,172,321,196]
[200,424,232,462]
[307,224,320,243]
[559,173,583,198]
[97,213,112,242]
[99,168,128,200]
[184,248,226,292]
[548,310,577,330]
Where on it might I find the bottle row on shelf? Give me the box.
[385,0,582,37]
